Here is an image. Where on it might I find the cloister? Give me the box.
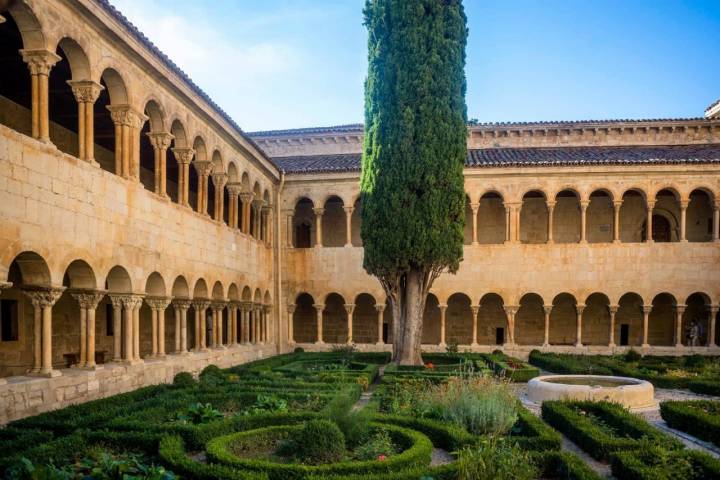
[0,0,719,423]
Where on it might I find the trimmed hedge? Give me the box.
[541,401,682,461]
[511,407,563,452]
[206,422,433,480]
[534,450,604,480]
[660,400,720,447]
[485,353,540,382]
[688,378,720,396]
[611,447,720,480]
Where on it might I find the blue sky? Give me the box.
[111,0,719,132]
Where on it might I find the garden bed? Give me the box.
[660,400,720,447]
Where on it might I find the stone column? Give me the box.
[580,200,589,243]
[503,305,518,346]
[67,80,104,162]
[71,290,105,368]
[255,305,263,343]
[646,200,655,243]
[147,132,174,198]
[543,305,552,347]
[438,304,447,347]
[262,206,272,245]
[23,287,64,376]
[345,303,355,344]
[227,184,242,229]
[212,173,228,223]
[314,303,325,344]
[471,305,480,346]
[613,200,622,243]
[343,206,354,247]
[228,302,238,346]
[709,305,718,348]
[504,202,511,243]
[147,297,170,357]
[120,296,139,361]
[641,305,652,348]
[20,49,61,142]
[240,193,254,233]
[107,105,147,179]
[171,148,194,207]
[132,296,143,360]
[284,209,295,248]
[287,304,296,344]
[172,299,191,353]
[575,303,585,347]
[679,200,689,242]
[172,303,180,351]
[192,300,210,351]
[213,302,226,348]
[713,202,720,242]
[470,203,479,245]
[108,295,123,360]
[264,305,273,343]
[375,304,385,345]
[675,304,686,348]
[193,162,213,215]
[313,208,324,247]
[609,305,619,347]
[241,303,251,344]
[546,201,555,243]
[505,203,519,243]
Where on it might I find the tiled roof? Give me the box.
[249,124,364,137]
[274,144,720,174]
[707,98,720,114]
[98,1,273,167]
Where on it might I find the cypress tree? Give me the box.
[361,0,468,365]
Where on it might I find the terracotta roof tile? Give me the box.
[274,144,720,174]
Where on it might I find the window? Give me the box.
[1,299,19,341]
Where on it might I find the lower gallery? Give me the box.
[0,0,720,423]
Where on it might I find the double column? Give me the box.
[146,297,170,357]
[345,303,355,344]
[211,173,228,223]
[211,301,227,348]
[192,299,210,351]
[172,298,191,354]
[20,49,61,142]
[172,148,194,207]
[23,287,65,377]
[503,305,518,346]
[193,161,214,216]
[227,183,242,229]
[227,302,239,346]
[67,80,104,163]
[240,193,254,234]
[313,303,325,344]
[107,105,148,180]
[147,132,174,198]
[240,302,251,344]
[70,290,106,369]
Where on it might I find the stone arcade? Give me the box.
[0,0,719,423]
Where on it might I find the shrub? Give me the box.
[199,365,226,386]
[293,347,304,353]
[683,354,706,368]
[688,378,720,396]
[610,442,720,480]
[625,349,642,362]
[415,376,518,435]
[172,372,195,388]
[354,429,397,461]
[294,419,346,464]
[660,400,720,447]
[174,402,223,425]
[241,394,288,416]
[456,436,537,480]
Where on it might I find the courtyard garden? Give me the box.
[1,349,720,479]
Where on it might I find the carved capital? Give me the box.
[211,172,228,189]
[193,160,213,178]
[23,286,65,308]
[471,305,480,316]
[313,303,325,312]
[227,182,243,196]
[172,298,192,309]
[313,207,325,217]
[107,105,148,129]
[67,80,104,104]
[374,304,386,313]
[675,303,687,314]
[107,294,125,309]
[239,301,253,312]
[263,304,272,314]
[147,132,174,151]
[679,199,690,210]
[543,305,553,315]
[20,49,61,76]
[211,300,227,311]
[121,294,144,310]
[503,305,519,316]
[239,192,254,203]
[576,303,586,315]
[192,299,211,311]
[287,304,297,314]
[71,290,106,309]
[642,305,653,314]
[146,296,171,310]
[343,206,355,215]
[344,303,355,315]
[172,147,195,164]
[613,200,623,210]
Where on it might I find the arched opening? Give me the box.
[682,293,710,346]
[0,13,32,136]
[106,266,132,293]
[549,293,577,345]
[209,150,224,221]
[250,182,262,238]
[477,192,506,244]
[322,196,345,247]
[644,189,680,242]
[353,293,377,344]
[95,69,128,175]
[323,293,347,344]
[520,190,548,243]
[139,101,164,193]
[191,137,207,213]
[446,293,473,345]
[167,120,187,204]
[619,189,646,243]
[648,293,675,346]
[553,189,581,243]
[422,293,440,344]
[293,198,315,248]
[687,190,714,242]
[478,293,506,345]
[515,293,544,346]
[583,293,610,345]
[351,198,363,246]
[463,196,473,245]
[586,190,613,243]
[293,293,316,343]
[616,293,643,346]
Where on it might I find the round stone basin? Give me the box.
[527,375,655,409]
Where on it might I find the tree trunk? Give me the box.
[390,267,429,365]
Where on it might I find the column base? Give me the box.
[574,342,583,347]
[471,342,479,348]
[542,342,550,348]
[32,369,61,378]
[675,343,684,349]
[124,358,144,366]
[641,343,650,349]
[83,364,103,371]
[439,342,447,348]
[315,341,325,345]
[608,343,616,348]
[176,350,192,356]
[344,243,353,248]
[612,239,622,244]
[375,341,385,346]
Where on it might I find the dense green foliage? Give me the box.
[294,419,346,464]
[360,0,468,278]
[456,437,537,480]
[660,400,720,447]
